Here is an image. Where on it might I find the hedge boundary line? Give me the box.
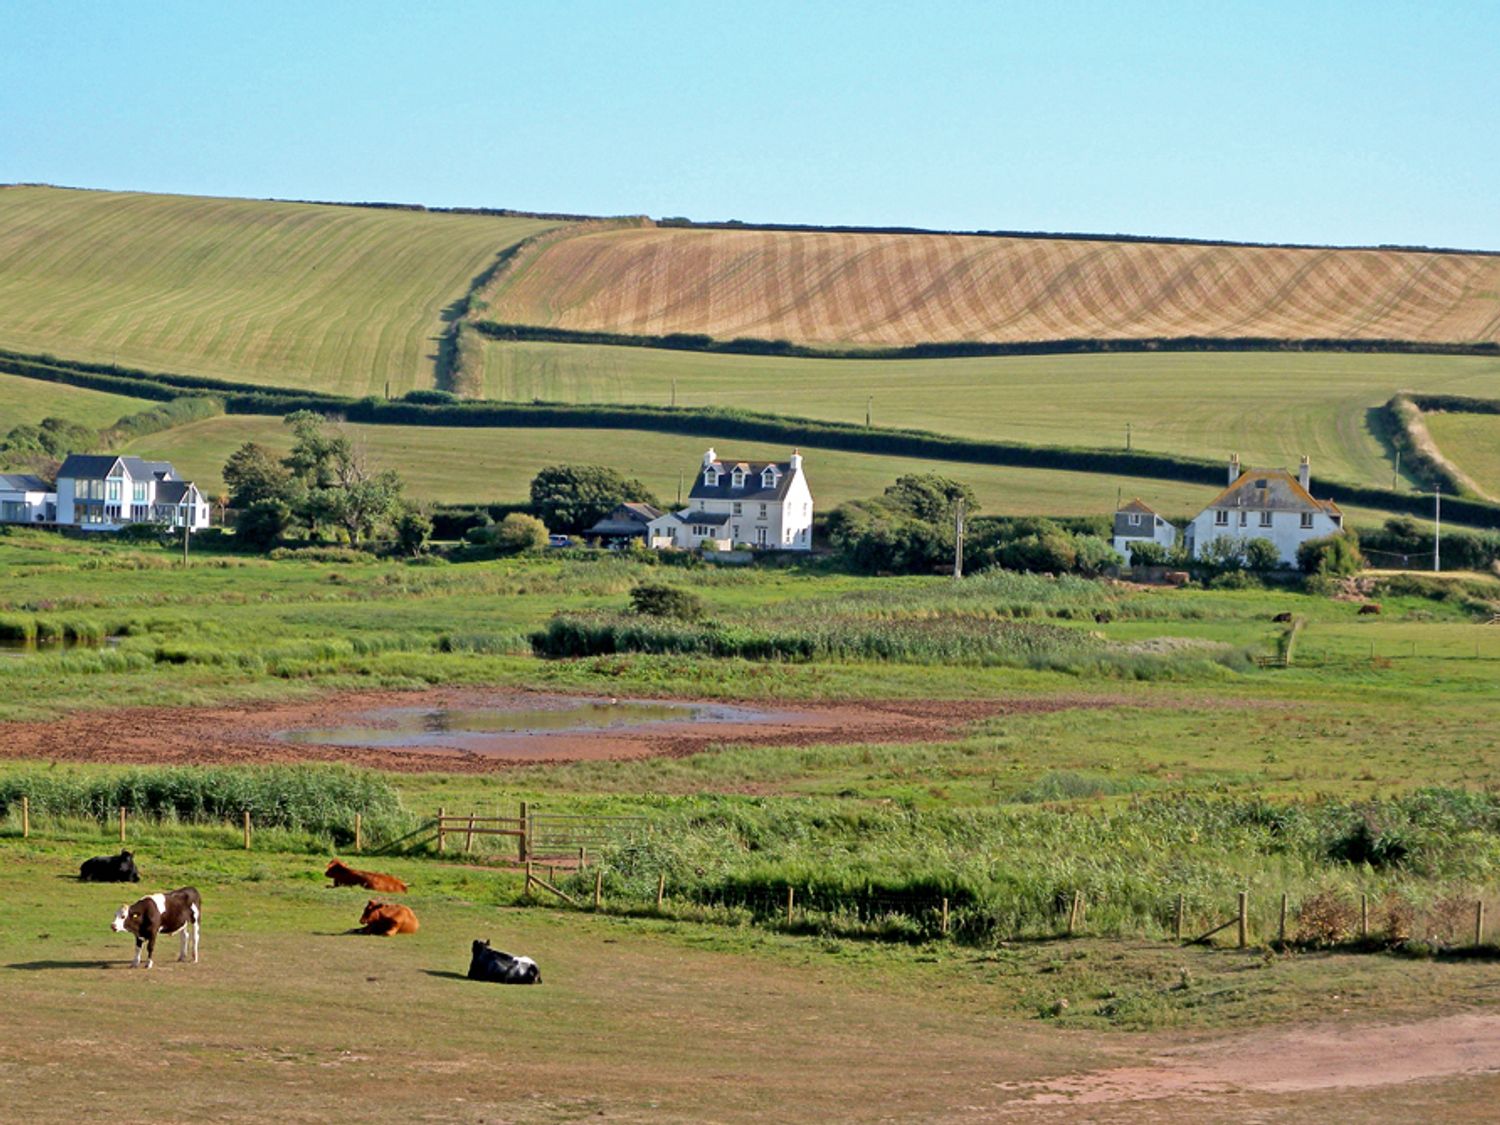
[470,321,1500,362]
[1381,394,1499,503]
[4,347,1500,529]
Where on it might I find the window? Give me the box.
[1255,479,1267,489]
[133,482,147,503]
[106,478,122,502]
[761,469,776,487]
[1300,513,1314,529]
[755,527,768,546]
[758,503,767,517]
[1128,513,1141,527]
[1238,511,1248,527]
[731,469,744,488]
[732,525,740,539]
[131,504,148,522]
[703,469,718,487]
[1214,511,1229,526]
[732,502,741,515]
[1259,511,1272,527]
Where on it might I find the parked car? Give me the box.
[547,534,572,548]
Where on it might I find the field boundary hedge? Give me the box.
[5,348,1500,529]
[471,321,1500,362]
[1381,393,1500,501]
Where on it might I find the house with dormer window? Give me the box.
[1184,454,1342,566]
[55,454,211,531]
[647,448,814,551]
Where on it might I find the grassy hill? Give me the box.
[0,186,561,396]
[1426,411,1500,500]
[0,369,154,430]
[465,336,1500,491]
[480,224,1500,348]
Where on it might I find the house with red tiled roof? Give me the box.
[1111,498,1178,562]
[1185,454,1343,566]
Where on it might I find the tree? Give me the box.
[1244,537,1280,572]
[236,499,291,550]
[529,465,659,534]
[1297,531,1364,577]
[493,512,550,554]
[223,442,292,509]
[826,498,950,573]
[394,504,433,556]
[282,411,350,490]
[881,474,979,524]
[1198,535,1247,571]
[1072,535,1124,576]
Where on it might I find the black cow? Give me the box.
[110,887,201,969]
[467,939,541,985]
[79,849,141,883]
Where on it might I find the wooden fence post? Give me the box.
[1174,893,1184,942]
[942,897,950,936]
[465,811,476,854]
[119,806,126,843]
[594,869,603,910]
[243,809,251,850]
[579,846,587,869]
[1279,893,1288,945]
[524,860,533,895]
[1237,891,1249,949]
[1067,890,1083,935]
[656,872,666,910]
[518,801,529,863]
[354,812,362,853]
[21,795,29,838]
[786,886,795,926]
[1477,901,1487,948]
[436,806,446,854]
[1360,893,1369,939]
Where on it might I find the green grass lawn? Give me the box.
[0,186,561,396]
[1425,410,1500,500]
[466,335,1500,491]
[0,371,155,430]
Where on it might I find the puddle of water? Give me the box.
[278,698,775,752]
[0,636,120,658]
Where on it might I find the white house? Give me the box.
[55,454,211,531]
[1111,498,1178,562]
[648,448,814,551]
[1185,454,1343,566]
[0,473,56,525]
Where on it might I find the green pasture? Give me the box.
[467,336,1500,491]
[0,370,155,430]
[1426,410,1500,499]
[0,186,560,396]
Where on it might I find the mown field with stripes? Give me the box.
[480,224,1500,347]
[0,186,560,397]
[1425,411,1500,500]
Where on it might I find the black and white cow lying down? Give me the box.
[467,939,541,984]
[79,849,141,883]
[111,887,201,969]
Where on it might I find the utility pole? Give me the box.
[953,498,965,579]
[1433,484,1441,573]
[676,472,683,507]
[1125,422,1132,451]
[182,519,191,567]
[866,396,872,428]
[671,378,677,408]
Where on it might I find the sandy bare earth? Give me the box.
[0,687,1112,773]
[999,1011,1500,1118]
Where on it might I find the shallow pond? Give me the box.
[277,698,775,752]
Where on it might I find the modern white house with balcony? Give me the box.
[647,448,814,551]
[55,454,211,531]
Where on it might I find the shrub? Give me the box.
[630,583,704,621]
[402,389,458,404]
[1295,889,1356,946]
[394,505,432,556]
[1125,540,1169,567]
[236,499,292,551]
[1244,537,1280,572]
[493,512,549,554]
[1298,531,1364,577]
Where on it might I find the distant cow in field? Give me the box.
[1272,612,1293,623]
[79,849,140,883]
[325,859,408,893]
[467,938,541,984]
[111,887,201,969]
[358,900,419,936]
[1358,603,1382,615]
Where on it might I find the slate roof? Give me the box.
[1203,470,1341,515]
[154,480,197,505]
[0,473,51,493]
[670,510,731,526]
[688,458,796,502]
[1116,498,1159,517]
[57,454,178,482]
[583,502,664,537]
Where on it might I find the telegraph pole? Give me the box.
[953,498,965,579]
[671,378,677,407]
[1125,422,1132,451]
[866,396,872,428]
[1433,485,1441,573]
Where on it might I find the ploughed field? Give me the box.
[481,224,1500,347]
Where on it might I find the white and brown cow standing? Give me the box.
[110,887,201,969]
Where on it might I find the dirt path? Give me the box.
[1004,1011,1500,1115]
[0,687,1112,773]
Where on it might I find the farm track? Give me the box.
[485,226,1500,347]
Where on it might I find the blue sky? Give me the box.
[4,1,1497,248]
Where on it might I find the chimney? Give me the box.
[1299,455,1310,491]
[702,447,717,468]
[789,448,803,473]
[1228,453,1240,486]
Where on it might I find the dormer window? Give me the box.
[704,468,719,487]
[731,468,745,488]
[761,468,777,488]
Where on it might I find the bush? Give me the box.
[394,505,432,556]
[493,512,549,554]
[630,583,704,621]
[1295,889,1356,946]
[1125,540,1170,567]
[236,499,292,551]
[1298,531,1364,577]
[1244,537,1280,572]
[401,389,458,405]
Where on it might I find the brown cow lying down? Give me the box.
[326,859,408,892]
[359,900,419,936]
